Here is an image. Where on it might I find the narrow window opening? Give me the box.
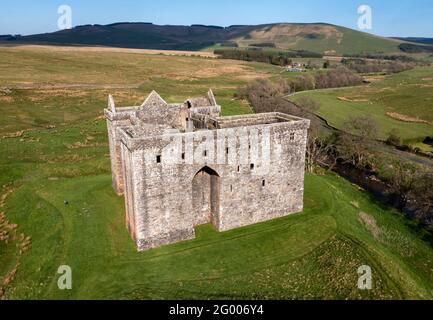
[290,132,295,141]
[230,185,233,192]
[262,180,266,187]
[250,163,255,170]
[181,153,185,160]
[237,166,240,172]
[203,150,207,157]
[156,155,161,163]
[226,147,229,155]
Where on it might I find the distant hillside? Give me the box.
[232,23,403,56]
[394,37,433,45]
[1,22,406,55]
[398,42,433,54]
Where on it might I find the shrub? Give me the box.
[314,67,363,89]
[386,129,402,146]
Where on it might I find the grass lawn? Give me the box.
[1,118,432,299]
[289,67,433,145]
[1,46,433,300]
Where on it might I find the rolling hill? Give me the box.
[1,44,433,300]
[2,22,407,55]
[394,37,433,45]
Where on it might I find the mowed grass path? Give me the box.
[290,67,433,144]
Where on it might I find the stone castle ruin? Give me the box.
[105,90,310,251]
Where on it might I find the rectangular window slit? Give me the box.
[250,164,255,170]
[290,133,295,141]
[156,155,161,163]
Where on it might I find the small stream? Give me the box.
[333,162,403,209]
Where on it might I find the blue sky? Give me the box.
[1,0,432,37]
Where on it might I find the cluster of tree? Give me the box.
[219,41,239,48]
[342,53,418,63]
[341,58,415,74]
[399,43,433,53]
[238,67,362,96]
[314,67,363,89]
[315,115,433,227]
[236,78,300,112]
[377,159,433,225]
[214,48,322,66]
[333,117,433,227]
[335,116,379,168]
[237,79,433,227]
[248,42,276,48]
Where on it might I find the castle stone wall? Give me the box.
[117,119,309,250]
[105,108,136,195]
[105,92,310,251]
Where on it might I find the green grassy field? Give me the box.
[2,119,433,299]
[1,46,433,300]
[290,67,433,147]
[0,46,277,134]
[282,26,402,56]
[220,24,403,56]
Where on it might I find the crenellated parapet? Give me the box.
[105,89,309,251]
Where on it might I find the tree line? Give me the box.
[214,48,322,66]
[341,58,415,74]
[342,53,418,63]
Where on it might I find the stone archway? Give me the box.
[192,166,220,227]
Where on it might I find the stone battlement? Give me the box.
[105,90,310,251]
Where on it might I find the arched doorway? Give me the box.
[192,166,220,227]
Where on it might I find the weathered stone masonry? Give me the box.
[105,90,310,251]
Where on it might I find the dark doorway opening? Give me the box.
[192,166,220,227]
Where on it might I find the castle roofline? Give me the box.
[140,90,168,109]
[117,112,310,151]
